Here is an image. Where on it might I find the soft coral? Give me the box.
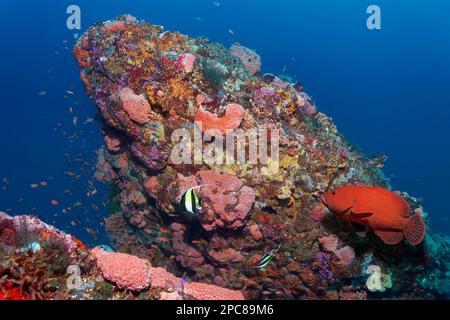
[0,283,28,300]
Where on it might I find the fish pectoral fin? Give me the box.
[374,230,404,245]
[349,211,374,219]
[336,206,353,215]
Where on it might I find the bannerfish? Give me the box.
[321,186,426,246]
[257,244,281,269]
[179,185,205,215]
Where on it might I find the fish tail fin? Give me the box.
[404,213,426,246]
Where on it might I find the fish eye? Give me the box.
[332,191,336,195]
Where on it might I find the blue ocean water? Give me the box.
[0,0,449,245]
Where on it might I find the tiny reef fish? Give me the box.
[257,244,281,269]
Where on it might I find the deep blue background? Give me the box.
[1,0,449,244]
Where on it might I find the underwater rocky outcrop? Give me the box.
[70,15,450,300]
[4,14,447,300]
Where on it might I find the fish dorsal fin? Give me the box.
[374,230,404,245]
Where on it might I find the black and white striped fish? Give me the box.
[179,185,205,215]
[257,244,282,269]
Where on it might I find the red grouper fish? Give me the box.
[321,186,426,245]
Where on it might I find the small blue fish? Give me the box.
[95,245,114,252]
[257,244,281,269]
[179,185,205,215]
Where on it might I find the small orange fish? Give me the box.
[158,237,169,243]
[39,230,54,239]
[321,186,425,246]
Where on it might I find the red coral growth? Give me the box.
[184,282,244,300]
[0,283,28,300]
[230,44,261,75]
[94,148,118,183]
[79,70,92,94]
[309,203,330,222]
[9,215,78,253]
[91,247,152,291]
[0,214,16,245]
[177,53,196,73]
[298,267,319,288]
[103,20,127,32]
[196,170,255,232]
[249,224,263,241]
[208,248,244,264]
[144,176,161,198]
[334,246,355,268]
[339,290,368,300]
[148,267,179,290]
[117,153,130,176]
[104,134,122,152]
[173,174,199,202]
[73,46,90,69]
[171,223,205,269]
[91,247,244,299]
[71,235,88,252]
[195,103,245,134]
[118,87,152,125]
[318,234,355,268]
[318,234,339,253]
